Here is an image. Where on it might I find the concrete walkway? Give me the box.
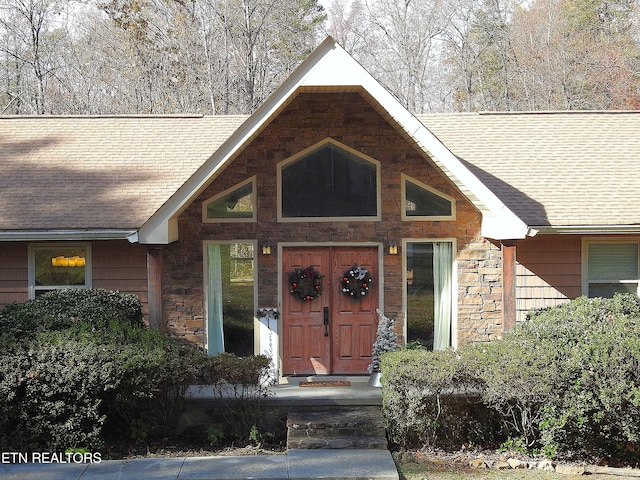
[0,449,399,480]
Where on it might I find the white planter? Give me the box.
[368,371,382,387]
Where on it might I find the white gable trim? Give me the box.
[137,37,529,244]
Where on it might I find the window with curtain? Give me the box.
[406,241,453,350]
[586,242,639,297]
[206,242,255,356]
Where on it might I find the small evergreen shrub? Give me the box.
[369,309,399,373]
[381,348,492,448]
[0,289,143,345]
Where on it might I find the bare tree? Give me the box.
[0,0,70,113]
[444,0,640,111]
[362,0,451,113]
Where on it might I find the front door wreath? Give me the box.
[288,266,323,301]
[341,264,373,299]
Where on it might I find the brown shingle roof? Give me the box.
[0,115,247,231]
[419,111,640,228]
[1,110,638,234]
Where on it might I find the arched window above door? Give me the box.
[278,139,381,221]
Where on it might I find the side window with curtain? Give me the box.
[405,241,453,350]
[206,242,256,356]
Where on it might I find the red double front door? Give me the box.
[282,246,379,375]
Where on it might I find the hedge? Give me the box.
[381,294,640,463]
[0,289,271,452]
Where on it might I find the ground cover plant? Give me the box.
[0,289,273,455]
[381,294,640,466]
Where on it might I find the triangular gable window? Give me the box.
[278,139,381,221]
[402,174,455,220]
[203,177,256,222]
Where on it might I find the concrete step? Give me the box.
[287,436,388,449]
[286,406,388,450]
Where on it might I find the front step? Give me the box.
[286,406,388,450]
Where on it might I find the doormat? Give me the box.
[298,381,351,387]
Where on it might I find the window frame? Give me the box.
[401,174,456,221]
[202,176,257,223]
[402,238,458,350]
[203,240,258,356]
[28,243,92,299]
[277,138,382,223]
[582,238,640,297]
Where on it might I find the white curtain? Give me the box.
[207,244,225,354]
[433,242,452,350]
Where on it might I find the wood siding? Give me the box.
[0,243,28,305]
[515,236,582,322]
[0,241,149,319]
[92,242,149,317]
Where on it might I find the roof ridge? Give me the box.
[477,110,640,115]
[417,110,640,117]
[0,114,206,119]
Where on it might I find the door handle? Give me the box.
[323,307,329,337]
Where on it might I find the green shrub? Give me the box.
[99,327,209,443]
[381,294,640,463]
[529,296,640,461]
[467,331,562,449]
[0,289,210,452]
[0,339,112,451]
[476,294,640,462]
[198,353,273,442]
[380,348,493,449]
[0,289,143,345]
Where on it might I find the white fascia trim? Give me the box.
[300,41,529,240]
[0,229,138,242]
[137,39,344,244]
[532,225,640,235]
[138,36,529,244]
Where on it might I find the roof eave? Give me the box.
[531,225,640,235]
[482,214,531,240]
[0,229,139,242]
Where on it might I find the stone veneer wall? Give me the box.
[161,91,504,347]
[458,237,504,344]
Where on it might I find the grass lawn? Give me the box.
[394,453,623,480]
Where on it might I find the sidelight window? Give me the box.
[206,242,256,356]
[405,241,455,350]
